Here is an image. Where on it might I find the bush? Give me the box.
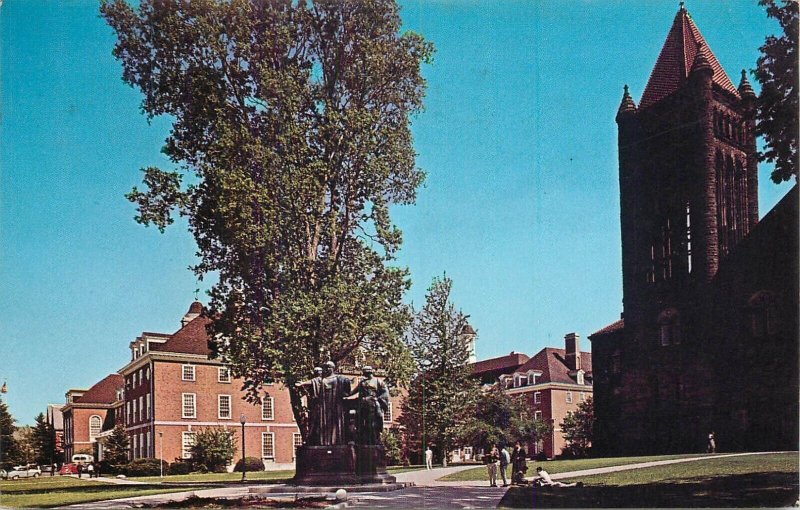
[167,460,193,475]
[233,457,264,472]
[124,458,168,477]
[98,459,125,476]
[189,428,236,473]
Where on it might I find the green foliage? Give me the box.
[104,424,131,468]
[399,275,480,465]
[100,0,432,440]
[560,397,594,458]
[754,0,798,183]
[167,460,194,475]
[14,426,37,466]
[380,428,405,466]
[0,399,21,469]
[189,428,237,473]
[233,456,265,472]
[459,386,552,450]
[124,458,168,477]
[32,413,56,465]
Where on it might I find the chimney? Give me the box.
[565,332,581,371]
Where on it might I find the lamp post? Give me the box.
[240,414,247,482]
[158,432,163,478]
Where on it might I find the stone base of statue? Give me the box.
[293,444,397,486]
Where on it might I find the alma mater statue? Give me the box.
[295,361,352,446]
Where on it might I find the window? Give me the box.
[580,392,586,402]
[534,410,542,421]
[182,393,196,419]
[611,352,621,374]
[383,402,393,423]
[262,397,274,421]
[145,366,150,381]
[218,367,231,383]
[749,291,777,337]
[133,433,138,459]
[533,392,541,404]
[658,309,681,346]
[182,365,196,381]
[89,415,102,440]
[261,432,275,459]
[293,433,303,459]
[133,399,138,422]
[127,401,132,422]
[145,395,150,420]
[566,391,573,404]
[138,396,144,421]
[145,431,150,457]
[527,372,537,385]
[133,370,138,387]
[577,371,584,385]
[182,432,195,459]
[218,395,232,420]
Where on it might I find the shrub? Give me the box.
[98,459,125,476]
[124,458,168,477]
[167,460,193,475]
[189,428,236,473]
[233,457,264,472]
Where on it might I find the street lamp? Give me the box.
[240,414,247,482]
[158,432,163,478]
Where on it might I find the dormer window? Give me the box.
[576,370,585,385]
[527,372,538,385]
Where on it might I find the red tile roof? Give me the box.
[471,352,530,376]
[589,319,624,338]
[639,6,739,109]
[75,374,123,405]
[514,348,592,385]
[150,315,213,356]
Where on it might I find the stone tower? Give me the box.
[616,4,758,341]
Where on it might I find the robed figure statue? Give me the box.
[296,361,351,446]
[353,366,390,445]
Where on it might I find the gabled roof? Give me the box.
[589,319,624,338]
[75,374,123,405]
[639,6,739,109]
[471,352,530,376]
[514,348,592,385]
[150,315,213,356]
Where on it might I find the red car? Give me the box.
[59,463,79,475]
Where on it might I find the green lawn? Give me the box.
[439,453,707,481]
[499,452,799,508]
[130,464,424,483]
[0,476,207,508]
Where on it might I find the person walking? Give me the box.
[95,461,102,478]
[707,431,716,453]
[87,462,95,478]
[50,463,57,477]
[425,447,433,470]
[499,445,510,486]
[486,445,499,487]
[77,463,83,478]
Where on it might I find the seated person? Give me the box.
[534,467,580,487]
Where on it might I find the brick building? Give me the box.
[62,375,123,461]
[590,5,798,455]
[470,333,593,459]
[68,302,402,469]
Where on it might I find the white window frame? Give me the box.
[533,391,541,404]
[566,391,573,404]
[133,399,138,422]
[261,432,275,460]
[89,415,102,440]
[145,394,150,420]
[182,431,195,459]
[182,364,196,382]
[292,433,303,459]
[383,401,393,423]
[218,394,232,420]
[534,410,543,421]
[218,367,231,384]
[138,396,144,421]
[262,397,275,421]
[127,401,132,422]
[182,393,197,419]
[133,433,138,459]
[580,392,586,402]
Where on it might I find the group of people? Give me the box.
[76,462,101,478]
[484,442,528,487]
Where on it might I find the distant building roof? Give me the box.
[471,352,529,376]
[639,5,739,109]
[589,319,625,338]
[150,315,213,356]
[47,404,64,430]
[514,348,593,385]
[75,374,123,405]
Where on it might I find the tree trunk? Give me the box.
[442,448,448,467]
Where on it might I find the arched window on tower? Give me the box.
[748,291,778,338]
[658,308,681,346]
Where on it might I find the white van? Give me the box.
[71,454,94,465]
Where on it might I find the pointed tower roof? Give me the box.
[617,85,637,119]
[639,4,739,109]
[738,69,756,100]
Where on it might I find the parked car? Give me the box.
[59,463,79,475]
[71,454,94,465]
[1,465,42,480]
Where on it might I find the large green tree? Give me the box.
[32,413,55,465]
[754,0,798,183]
[560,397,594,458]
[101,0,432,440]
[399,275,479,466]
[0,398,20,468]
[103,424,131,467]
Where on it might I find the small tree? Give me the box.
[560,397,594,458]
[754,0,798,183]
[380,428,404,466]
[15,426,36,465]
[189,428,236,473]
[0,398,20,468]
[103,424,131,467]
[32,413,55,465]
[399,275,479,466]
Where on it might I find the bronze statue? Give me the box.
[296,361,351,446]
[353,365,389,445]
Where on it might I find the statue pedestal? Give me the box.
[293,445,396,486]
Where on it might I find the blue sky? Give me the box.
[0,1,793,424]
